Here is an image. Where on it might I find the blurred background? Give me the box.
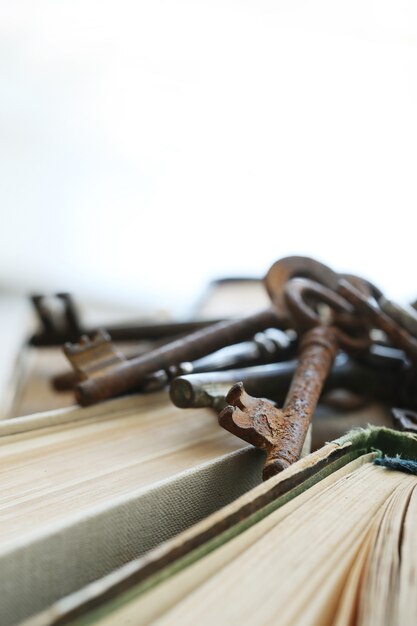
[0,0,416,317]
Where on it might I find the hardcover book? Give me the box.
[22,427,417,626]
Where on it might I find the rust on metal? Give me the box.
[71,308,281,405]
[54,329,295,393]
[284,278,371,352]
[170,352,417,412]
[65,259,374,407]
[263,257,377,330]
[218,277,372,480]
[30,293,224,346]
[219,326,338,479]
[64,329,126,380]
[30,293,81,346]
[263,256,339,327]
[379,297,417,339]
[283,277,355,331]
[338,279,417,364]
[53,370,80,391]
[169,360,297,410]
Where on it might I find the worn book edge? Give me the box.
[26,426,417,626]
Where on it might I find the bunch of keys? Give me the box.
[46,256,417,479]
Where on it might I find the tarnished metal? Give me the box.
[70,308,282,406]
[170,360,298,410]
[53,370,79,391]
[171,350,417,411]
[189,328,295,372]
[284,277,355,330]
[264,256,339,326]
[60,332,191,393]
[30,293,223,346]
[63,259,379,408]
[357,343,407,371]
[66,259,338,406]
[341,274,383,301]
[284,278,371,352]
[218,278,372,479]
[64,329,126,380]
[55,328,295,392]
[379,297,417,339]
[263,256,378,328]
[31,293,80,346]
[219,326,339,479]
[338,279,417,364]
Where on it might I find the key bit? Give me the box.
[64,329,126,379]
[170,360,298,411]
[63,330,192,393]
[220,325,340,479]
[219,278,370,479]
[31,293,81,345]
[68,257,332,405]
[220,383,285,450]
[67,257,342,406]
[56,328,295,392]
[71,308,282,405]
[66,259,374,407]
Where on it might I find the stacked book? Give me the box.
[1,262,417,626]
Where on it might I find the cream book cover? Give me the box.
[26,428,417,626]
[0,393,264,625]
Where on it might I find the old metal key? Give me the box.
[54,327,295,392]
[170,346,416,412]
[68,257,346,406]
[30,293,223,346]
[338,280,417,365]
[219,278,370,479]
[68,308,282,405]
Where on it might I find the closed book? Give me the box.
[27,427,417,626]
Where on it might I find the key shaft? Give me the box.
[71,308,281,405]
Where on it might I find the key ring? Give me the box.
[284,277,371,353]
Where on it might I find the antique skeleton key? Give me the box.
[53,328,295,392]
[66,257,345,405]
[67,309,282,405]
[219,278,370,479]
[338,280,417,364]
[30,293,223,346]
[379,298,417,339]
[170,347,415,411]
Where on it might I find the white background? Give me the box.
[0,0,416,315]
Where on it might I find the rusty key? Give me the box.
[68,308,282,405]
[68,257,351,406]
[219,278,370,479]
[170,360,298,411]
[338,280,417,365]
[378,297,417,340]
[170,347,416,411]
[30,293,223,346]
[264,256,338,327]
[264,255,380,328]
[54,328,295,392]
